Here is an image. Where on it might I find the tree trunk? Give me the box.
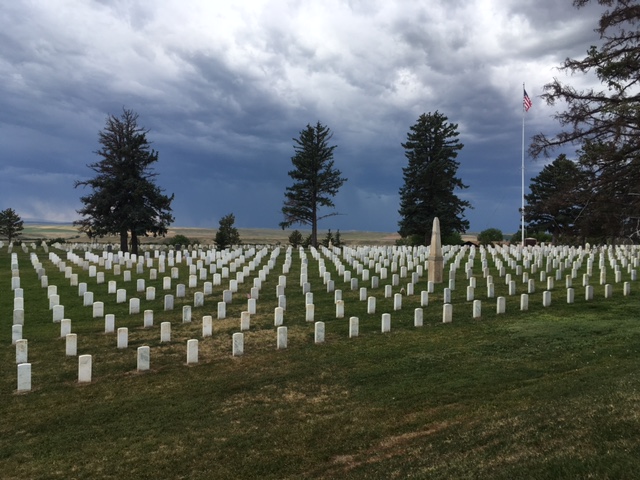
[120,229,128,252]
[131,231,139,256]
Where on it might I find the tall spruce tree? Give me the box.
[524,154,588,243]
[0,208,24,243]
[74,109,174,254]
[280,122,347,247]
[398,112,470,244]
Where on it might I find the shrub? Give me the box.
[477,228,504,246]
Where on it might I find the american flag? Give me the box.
[523,89,532,112]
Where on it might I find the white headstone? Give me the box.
[277,326,287,349]
[117,327,128,349]
[15,339,28,364]
[187,339,199,364]
[137,346,150,372]
[78,354,92,383]
[160,322,171,342]
[381,313,391,333]
[105,314,115,333]
[232,332,244,356]
[66,333,77,356]
[202,315,213,337]
[17,363,31,392]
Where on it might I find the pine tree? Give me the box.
[0,208,24,243]
[215,213,241,249]
[74,109,174,254]
[280,122,347,247]
[398,112,470,244]
[524,154,588,243]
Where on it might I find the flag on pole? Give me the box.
[523,89,532,112]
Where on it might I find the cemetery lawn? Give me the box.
[2,244,640,479]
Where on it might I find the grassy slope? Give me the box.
[1,243,640,479]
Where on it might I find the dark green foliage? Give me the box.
[0,208,24,243]
[531,1,640,160]
[74,108,174,255]
[441,231,463,246]
[288,230,303,247]
[477,228,504,245]
[398,112,471,245]
[322,229,334,247]
[525,154,589,243]
[280,122,347,247]
[166,234,192,247]
[333,229,342,247]
[530,1,640,243]
[215,213,241,249]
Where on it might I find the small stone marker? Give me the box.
[78,355,92,383]
[240,311,250,331]
[160,322,171,343]
[381,313,391,333]
[393,293,402,311]
[314,321,325,344]
[543,291,551,307]
[367,296,376,314]
[277,326,287,349]
[12,324,22,344]
[17,363,31,392]
[306,303,315,322]
[164,295,174,311]
[336,300,345,318]
[52,304,64,323]
[105,314,115,333]
[497,297,506,314]
[414,308,423,327]
[117,328,128,349]
[274,307,284,326]
[232,332,244,356]
[473,300,481,319]
[15,339,28,364]
[183,305,192,323]
[420,291,429,306]
[443,304,453,323]
[217,301,226,319]
[13,308,24,326]
[137,346,150,371]
[202,315,213,337]
[567,288,575,304]
[349,317,359,338]
[129,298,140,315]
[60,319,71,337]
[520,294,529,311]
[66,334,77,356]
[93,301,104,318]
[187,339,198,364]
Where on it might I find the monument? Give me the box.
[428,217,444,283]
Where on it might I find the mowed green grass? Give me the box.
[2,243,640,479]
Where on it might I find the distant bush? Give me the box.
[288,230,303,248]
[477,228,503,246]
[166,234,192,247]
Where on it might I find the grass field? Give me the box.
[19,223,404,246]
[2,240,640,479]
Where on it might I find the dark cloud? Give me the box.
[0,0,607,234]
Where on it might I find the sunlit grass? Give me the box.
[1,242,640,479]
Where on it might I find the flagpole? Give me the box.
[521,83,526,247]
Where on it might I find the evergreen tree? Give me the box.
[0,208,24,243]
[524,154,588,243]
[531,0,640,160]
[215,213,241,249]
[280,122,347,247]
[74,108,174,254]
[398,112,470,244]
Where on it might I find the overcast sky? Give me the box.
[0,0,606,234]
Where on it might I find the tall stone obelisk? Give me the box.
[428,217,443,283]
